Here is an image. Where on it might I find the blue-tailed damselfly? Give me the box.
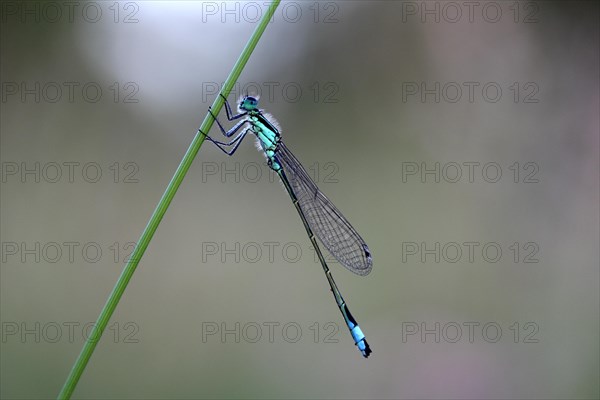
[202,95,373,357]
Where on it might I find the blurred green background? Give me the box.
[1,1,598,399]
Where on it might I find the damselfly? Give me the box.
[202,95,373,357]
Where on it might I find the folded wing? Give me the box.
[276,142,373,276]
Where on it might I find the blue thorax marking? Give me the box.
[250,112,280,148]
[249,111,282,171]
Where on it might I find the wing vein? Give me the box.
[275,142,372,276]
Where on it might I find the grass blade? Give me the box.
[57,1,281,398]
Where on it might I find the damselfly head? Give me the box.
[239,96,259,112]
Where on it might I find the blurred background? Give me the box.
[1,1,598,399]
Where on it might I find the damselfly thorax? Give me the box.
[248,113,282,171]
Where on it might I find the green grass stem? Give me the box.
[57,1,281,398]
